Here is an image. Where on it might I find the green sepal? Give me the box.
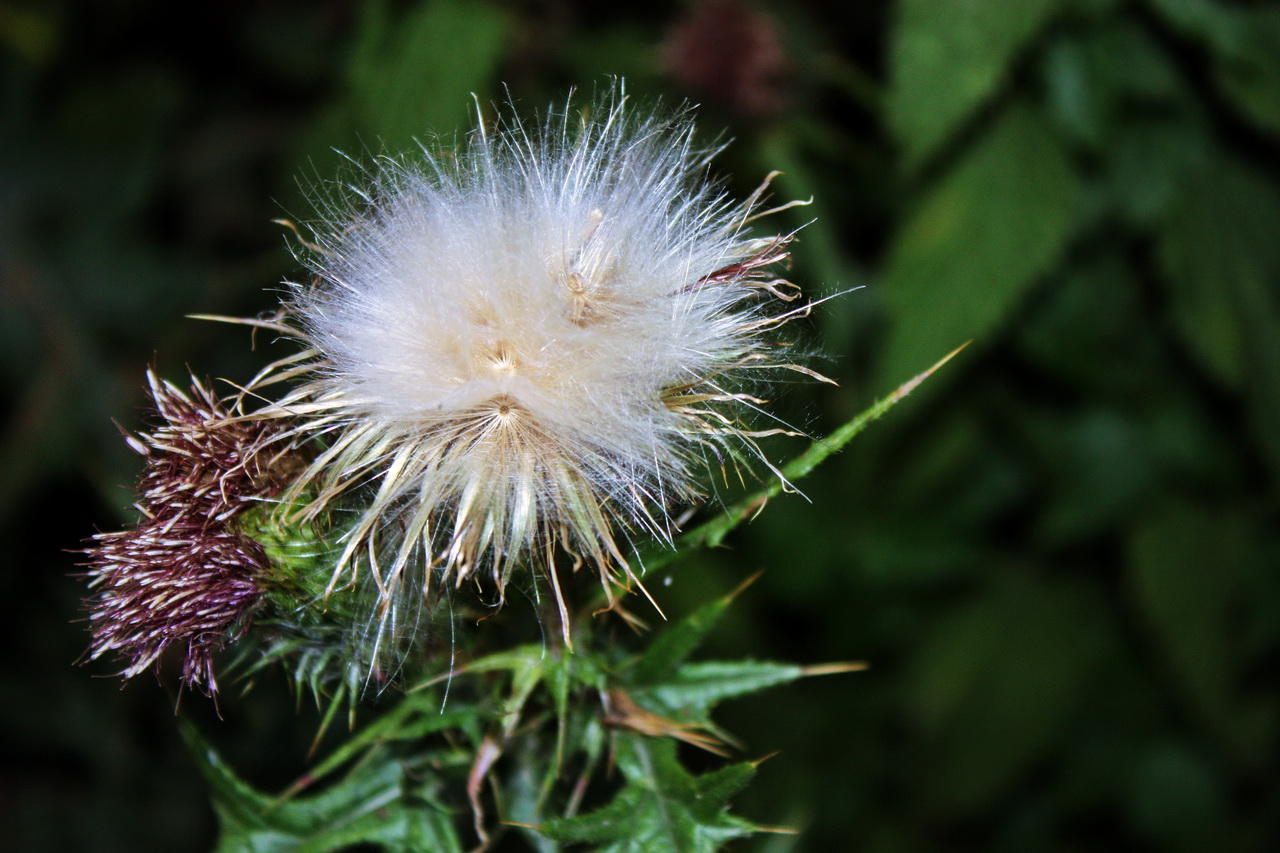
[235,494,339,607]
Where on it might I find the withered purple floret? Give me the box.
[82,372,290,694]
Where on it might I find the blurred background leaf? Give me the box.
[887,0,1064,165]
[877,102,1079,390]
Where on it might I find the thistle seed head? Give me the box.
[251,89,821,638]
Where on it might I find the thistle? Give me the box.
[70,81,959,853]
[244,90,822,642]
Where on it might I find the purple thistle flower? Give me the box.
[82,373,292,694]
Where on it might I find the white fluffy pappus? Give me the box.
[246,91,827,642]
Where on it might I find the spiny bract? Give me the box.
[248,91,822,640]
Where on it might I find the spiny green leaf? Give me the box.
[537,734,758,852]
[633,661,811,725]
[181,720,465,853]
[630,573,761,686]
[290,693,474,798]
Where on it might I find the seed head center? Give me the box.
[485,341,519,375]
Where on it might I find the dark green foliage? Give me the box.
[184,585,838,851]
[888,0,1065,164]
[879,103,1078,388]
[7,0,1280,851]
[537,735,758,851]
[188,728,467,853]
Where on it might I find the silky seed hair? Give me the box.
[243,89,825,646]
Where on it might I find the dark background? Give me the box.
[3,0,1280,850]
